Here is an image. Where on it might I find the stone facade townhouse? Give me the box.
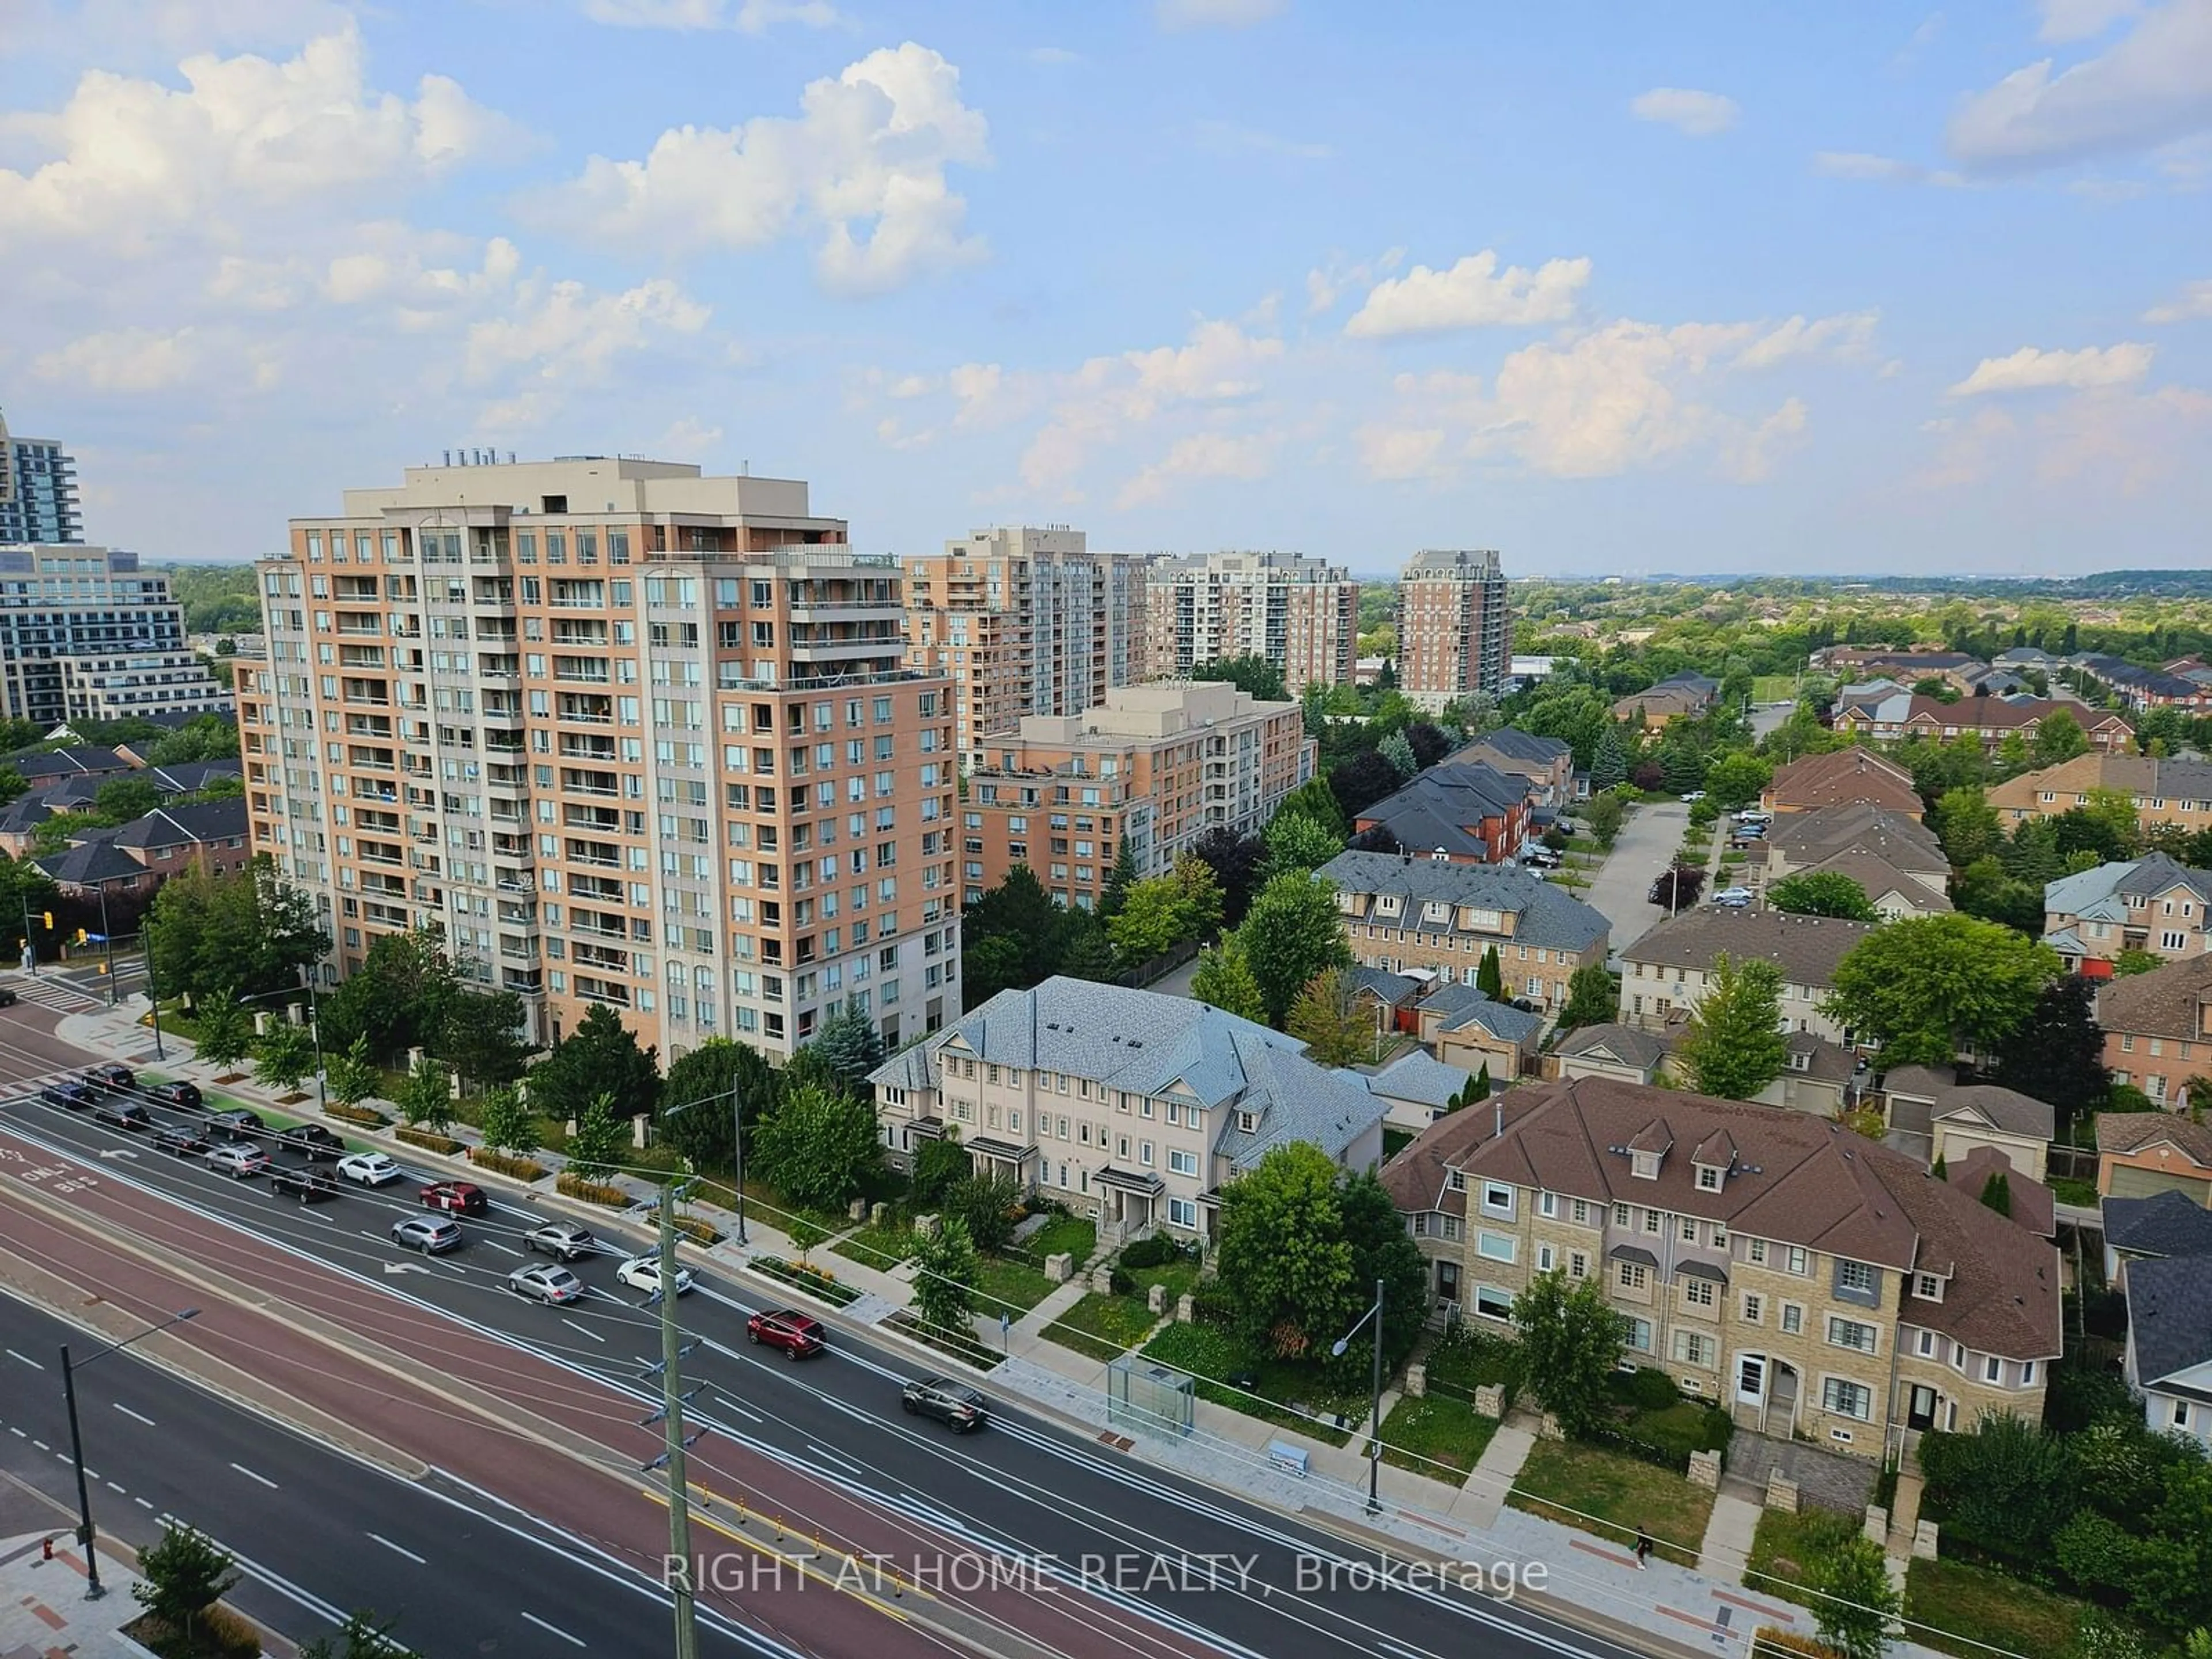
[1382,1077,2062,1457]
[1832,691,2133,753]
[867,976,1386,1243]
[1449,728,1574,810]
[2092,953,2212,1112]
[1760,805,1951,919]
[1990,753,2212,839]
[2044,854,2212,975]
[1319,849,1611,1016]
[1620,908,1874,1047]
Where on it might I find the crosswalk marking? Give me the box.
[1,974,107,1014]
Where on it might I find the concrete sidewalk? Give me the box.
[0,1532,151,1659]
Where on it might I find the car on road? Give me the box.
[507,1263,586,1304]
[336,1151,403,1187]
[420,1180,487,1215]
[1679,790,1706,802]
[152,1124,213,1158]
[206,1141,270,1179]
[84,1063,136,1093]
[39,1081,96,1112]
[391,1215,462,1253]
[145,1081,203,1112]
[1713,886,1755,906]
[277,1124,347,1161]
[1735,809,1772,826]
[1521,847,1561,869]
[92,1099,152,1131]
[204,1108,266,1137]
[615,1255,694,1298]
[0,988,16,1007]
[747,1308,825,1359]
[902,1376,987,1432]
[268,1163,338,1203]
[523,1221,598,1261]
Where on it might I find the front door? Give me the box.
[1908,1385,1938,1431]
[1736,1355,1767,1405]
[1437,1260,1460,1304]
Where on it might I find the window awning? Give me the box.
[1676,1257,1729,1282]
[1607,1244,1659,1268]
[1093,1166,1164,1195]
[965,1137,1036,1162]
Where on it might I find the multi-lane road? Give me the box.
[0,1003,1660,1659]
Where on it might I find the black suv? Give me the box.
[204,1108,266,1137]
[145,1082,204,1111]
[268,1163,338,1203]
[84,1063,135,1093]
[902,1377,988,1433]
[152,1124,213,1158]
[39,1081,96,1112]
[93,1099,151,1131]
[276,1124,346,1161]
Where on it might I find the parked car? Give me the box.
[152,1124,213,1158]
[615,1255,694,1298]
[336,1151,403,1187]
[39,1081,96,1112]
[1735,809,1772,826]
[145,1081,203,1112]
[419,1181,487,1215]
[84,1063,136,1093]
[92,1099,152,1131]
[276,1124,347,1162]
[206,1142,270,1179]
[1680,790,1707,803]
[204,1108,266,1137]
[902,1376,988,1433]
[507,1263,586,1305]
[1521,848,1561,869]
[747,1309,825,1360]
[391,1215,462,1254]
[268,1163,338,1203]
[523,1221,598,1262]
[1713,886,1755,903]
[0,988,16,1007]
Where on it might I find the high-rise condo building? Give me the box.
[238,454,959,1062]
[1397,548,1510,711]
[1138,551,1357,694]
[0,544,226,727]
[0,410,83,545]
[904,525,1145,770]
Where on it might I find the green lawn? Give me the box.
[831,1222,914,1274]
[1139,1322,1359,1446]
[1744,1506,1862,1611]
[1018,1214,1097,1268]
[1041,1291,1161,1363]
[974,1254,1058,1317]
[1376,1393,1498,1481]
[1751,676,1799,704]
[1505,1438,1714,1568]
[1904,1558,2108,1659]
[1424,1325,1522,1403]
[2050,1175,2100,1208]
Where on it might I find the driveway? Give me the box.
[1581,800,1688,964]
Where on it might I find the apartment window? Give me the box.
[1168,1149,1198,1177]
[1618,1262,1648,1290]
[1571,1199,1590,1225]
[1748,1239,1768,1265]
[1613,1202,1630,1227]
[1672,1331,1716,1368]
[1916,1330,1937,1358]
[1915,1273,1943,1301]
[1624,1317,1653,1353]
[1680,1217,1699,1243]
[1983,1356,2002,1384]
[1481,1183,1514,1218]
[1781,1302,1804,1335]
[1644,1208,1661,1234]
[1741,1293,1763,1324]
[1696,1166,1721,1191]
[1537,1244,1555,1272]
[1786,1246,1808,1276]
[1683,1278,1715,1308]
[1827,1317,1880,1355]
[1168,1198,1197,1229]
[1569,1251,1588,1279]
[1537,1191,1558,1219]
[1476,1232,1517,1263]
[1838,1260,1875,1295]
[1821,1378,1873,1421]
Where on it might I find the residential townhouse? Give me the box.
[1317,849,1611,1016]
[1554,1021,1861,1119]
[2044,854,2212,976]
[1877,1065,2053,1180]
[2096,1111,2212,1207]
[1760,805,1951,917]
[1831,691,2133,753]
[1620,908,1873,1046]
[1812,649,1984,694]
[1351,762,1534,865]
[1610,679,1713,732]
[1382,1077,2061,1456]
[1762,750,1923,820]
[1409,980,1546,1077]
[2120,1256,2212,1450]
[1989,753,2212,839]
[2074,653,2212,712]
[2092,953,2212,1111]
[1449,729,1574,810]
[866,976,1387,1242]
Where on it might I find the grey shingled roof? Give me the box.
[2102,1190,2212,1261]
[108,797,249,850]
[2096,1111,2212,1167]
[35,839,143,888]
[1319,849,1611,955]
[1356,763,1529,860]
[2123,1253,2212,1389]
[9,746,131,781]
[1366,1051,1471,1111]
[1933,1084,2054,1142]
[1438,997,1543,1047]
[2047,854,2212,925]
[1351,966,1422,1006]
[2092,955,2212,1043]
[1460,728,1571,767]
[1554,1022,1675,1069]
[1622,907,1873,989]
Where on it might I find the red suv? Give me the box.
[746,1308,825,1360]
[419,1181,488,1215]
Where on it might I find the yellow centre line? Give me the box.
[638,1486,919,1620]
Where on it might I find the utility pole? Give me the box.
[96,888,115,1006]
[729,1087,747,1245]
[143,926,165,1060]
[646,1183,703,1659]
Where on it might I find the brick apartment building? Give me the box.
[1396,548,1509,713]
[240,454,959,1061]
[1139,551,1357,694]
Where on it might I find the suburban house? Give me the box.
[1408,981,1546,1077]
[1611,673,1716,732]
[9,745,135,786]
[1351,762,1533,865]
[2044,855,2212,976]
[1763,749,1925,821]
[2096,1111,2212,1207]
[1814,649,1986,694]
[2119,1255,2212,1450]
[1362,1050,1475,1133]
[1831,692,2133,753]
[2076,653,2212,712]
[2099,1190,2212,1280]
[1552,1022,1675,1085]
[1380,1077,2063,1456]
[1619,908,1874,1047]
[866,976,1387,1243]
[1877,1065,2054,1180]
[1319,849,1611,1017]
[1989,753,2212,839]
[1554,1021,1860,1118]
[2091,953,2212,1111]
[1449,729,1574,810]
[1760,805,1951,916]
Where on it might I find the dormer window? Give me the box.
[1631,1151,1661,1180]
[1237,1110,1259,1133]
[1696,1165,1723,1191]
[1915,1272,1944,1302]
[1447,1171,1467,1191]
[1788,1050,1812,1073]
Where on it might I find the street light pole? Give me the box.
[143,923,165,1060]
[97,888,115,1006]
[1331,1277,1387,1514]
[60,1309,200,1597]
[664,1086,745,1244]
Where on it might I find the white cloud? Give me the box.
[461,276,709,387]
[1355,421,1451,482]
[1156,0,1286,30]
[2039,0,2139,40]
[2145,278,2212,320]
[1304,247,1402,315]
[526,43,990,294]
[1344,250,1592,338]
[1946,0,2212,171]
[1629,88,1741,137]
[1719,397,1809,482]
[578,0,842,29]
[653,416,724,457]
[33,326,199,392]
[1812,150,1967,185]
[1734,310,1880,369]
[1116,430,1278,507]
[1920,384,2211,493]
[1948,342,2155,395]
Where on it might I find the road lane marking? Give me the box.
[560,1317,605,1344]
[107,1480,126,1494]
[367,1533,426,1565]
[518,1611,586,1648]
[229,1461,278,1489]
[112,1403,156,1427]
[31,1439,47,1451]
[5,1349,43,1369]
[483,1240,522,1256]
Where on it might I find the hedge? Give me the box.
[395,1126,464,1156]
[326,1103,389,1128]
[556,1171,630,1207]
[468,1147,548,1182]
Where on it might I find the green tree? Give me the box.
[1214,1142,1354,1361]
[1338,1169,1430,1367]
[1766,872,1880,922]
[1979,1169,2013,1217]
[1932,786,2004,868]
[1377,729,1418,781]
[395,1054,454,1134]
[148,861,328,1004]
[655,1038,778,1169]
[132,1522,241,1653]
[192,988,253,1071]
[434,990,531,1089]
[752,1081,880,1212]
[2032,708,2091,767]
[1191,936,1268,1022]
[1192,653,1288,703]
[252,1018,316,1094]
[945,1171,1022,1255]
[1824,914,2060,1067]
[1109,874,1195,961]
[910,1132,972,1210]
[786,1217,828,1263]
[477,1084,537,1157]
[323,1034,380,1112]
[809,1001,885,1091]
[1287,966,1373,1066]
[1238,872,1353,1025]
[1058,917,1122,983]
[1590,723,1628,791]
[1992,974,2109,1141]
[1262,809,1345,880]
[1556,964,1620,1032]
[1675,953,1789,1100]
[908,1213,980,1344]
[1476,943,1505,1001]
[2112,947,2165,978]
[564,1089,625,1181]
[1954,854,2046,934]
[297,1610,423,1659]
[1273,775,1349,839]
[1585,791,1626,849]
[528,1002,659,1128]
[1806,1536,1902,1659]
[1190,825,1268,926]
[1100,836,1141,920]
[93,774,161,823]
[1702,749,1772,812]
[30,809,106,855]
[1509,1268,1628,1438]
[319,926,457,1062]
[963,865,1065,994]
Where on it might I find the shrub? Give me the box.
[1749,1630,1839,1657]
[325,1103,389,1128]
[393,1126,464,1156]
[1190,1283,1238,1328]
[1120,1234,1185,1270]
[1613,1365,1683,1411]
[673,1216,722,1248]
[1109,1267,1136,1296]
[467,1147,547,1181]
[555,1171,630,1207]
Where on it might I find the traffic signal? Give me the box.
[74,928,87,945]
[40,911,52,930]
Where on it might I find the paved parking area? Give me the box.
[1581,800,1688,962]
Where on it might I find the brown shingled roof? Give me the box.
[1622,907,1874,988]
[2096,1111,2212,1168]
[2092,952,2212,1044]
[1767,749,1923,816]
[1943,1146,2057,1239]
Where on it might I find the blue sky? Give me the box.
[1,0,2207,577]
